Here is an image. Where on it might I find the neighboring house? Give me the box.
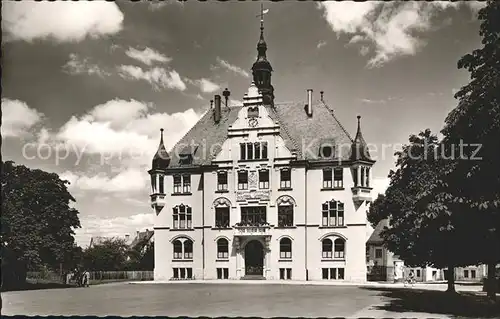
[148,18,375,281]
[130,229,154,254]
[88,234,134,248]
[449,265,488,282]
[366,219,443,282]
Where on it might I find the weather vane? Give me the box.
[256,3,269,30]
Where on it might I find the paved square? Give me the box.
[3,282,386,317]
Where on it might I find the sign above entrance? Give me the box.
[236,190,271,202]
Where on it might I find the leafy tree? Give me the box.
[368,130,471,293]
[83,238,129,271]
[441,0,500,300]
[1,161,81,288]
[125,238,154,271]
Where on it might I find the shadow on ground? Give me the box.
[362,287,500,318]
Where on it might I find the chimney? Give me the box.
[304,89,313,117]
[214,94,221,123]
[320,91,324,102]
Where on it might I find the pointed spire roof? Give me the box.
[152,128,170,169]
[350,116,373,162]
[253,4,272,69]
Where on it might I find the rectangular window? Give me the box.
[471,270,476,279]
[217,268,222,279]
[215,207,230,228]
[277,205,294,227]
[238,171,248,190]
[159,175,164,193]
[254,142,261,160]
[361,167,365,187]
[262,142,268,159]
[365,167,370,187]
[464,270,469,278]
[337,202,344,226]
[240,143,246,160]
[286,268,292,280]
[223,268,229,279]
[375,248,383,259]
[217,171,228,191]
[280,169,291,188]
[259,170,269,189]
[173,268,179,279]
[186,268,193,279]
[173,214,179,229]
[322,203,329,226]
[333,168,343,188]
[240,206,266,226]
[247,143,254,160]
[338,268,345,280]
[323,169,333,188]
[182,174,191,193]
[322,268,329,280]
[180,268,186,279]
[280,268,285,280]
[330,268,337,280]
[416,269,421,277]
[173,175,182,193]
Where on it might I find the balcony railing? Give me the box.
[233,222,270,236]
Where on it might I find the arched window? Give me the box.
[248,106,259,118]
[280,238,292,259]
[173,204,192,229]
[184,239,193,259]
[334,238,345,259]
[173,240,183,259]
[217,238,229,259]
[322,200,344,227]
[322,239,333,258]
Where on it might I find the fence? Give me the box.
[27,270,154,283]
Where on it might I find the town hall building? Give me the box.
[148,16,375,282]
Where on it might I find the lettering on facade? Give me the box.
[236,190,271,202]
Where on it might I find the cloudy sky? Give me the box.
[2,1,484,247]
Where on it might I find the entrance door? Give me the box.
[245,240,264,275]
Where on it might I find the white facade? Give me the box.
[149,83,374,282]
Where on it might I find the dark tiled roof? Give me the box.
[367,219,389,245]
[351,116,373,161]
[130,230,154,248]
[166,100,357,168]
[168,106,243,168]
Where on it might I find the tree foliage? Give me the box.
[1,161,81,287]
[82,238,130,271]
[369,1,500,298]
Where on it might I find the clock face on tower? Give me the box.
[248,118,258,128]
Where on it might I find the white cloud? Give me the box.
[63,53,110,77]
[125,47,172,66]
[198,78,220,93]
[61,169,148,193]
[75,213,154,248]
[3,2,123,42]
[216,57,250,78]
[317,1,483,67]
[118,65,186,91]
[39,99,203,193]
[1,98,44,137]
[317,40,327,49]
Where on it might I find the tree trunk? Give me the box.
[446,264,456,294]
[486,262,497,301]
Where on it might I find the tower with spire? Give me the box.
[252,4,274,106]
[350,116,375,205]
[149,128,169,214]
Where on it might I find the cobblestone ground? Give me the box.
[2,282,497,318]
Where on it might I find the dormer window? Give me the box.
[321,145,333,158]
[248,106,259,118]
